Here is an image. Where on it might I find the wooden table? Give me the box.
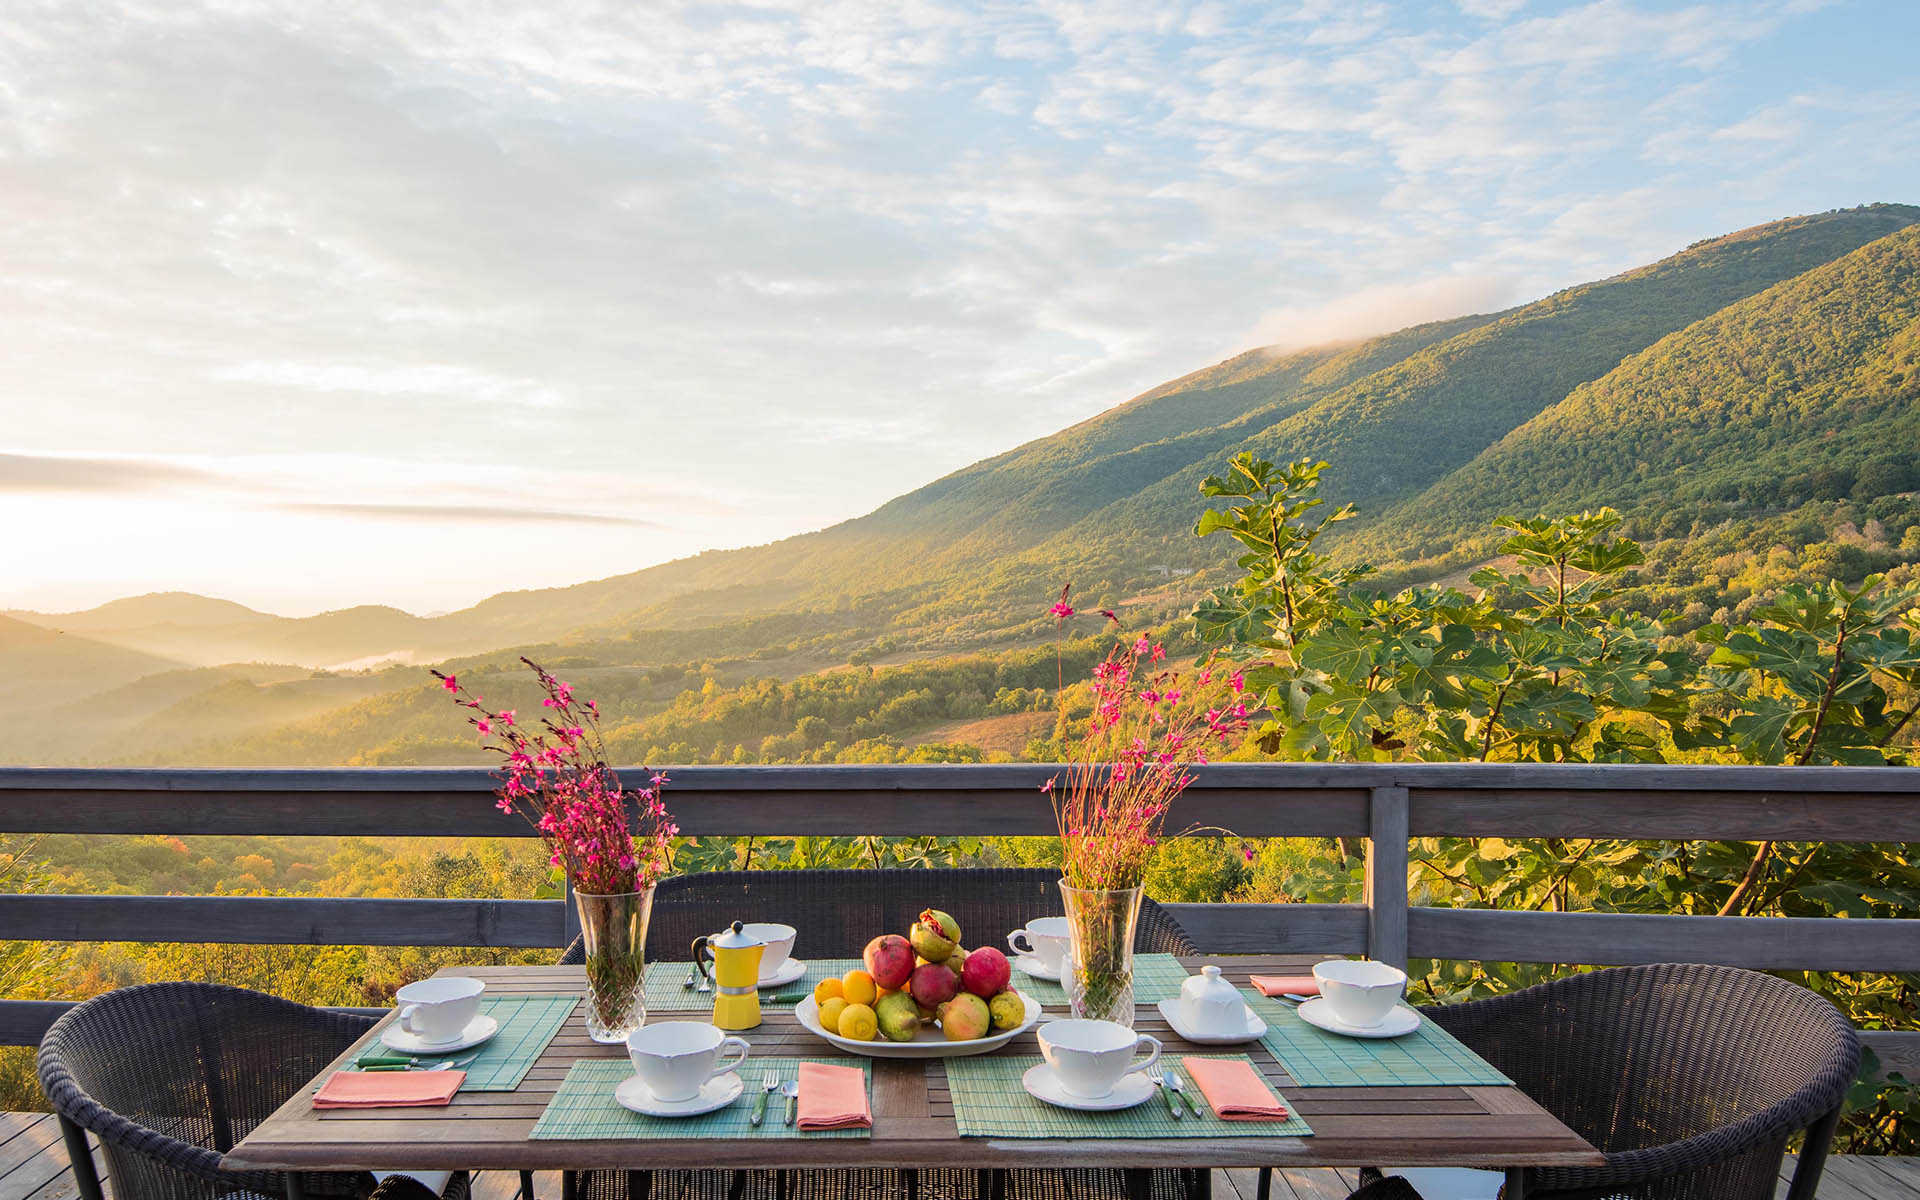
[226,958,1602,1198]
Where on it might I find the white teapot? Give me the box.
[1178,964,1250,1038]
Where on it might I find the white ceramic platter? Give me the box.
[795,990,1041,1058]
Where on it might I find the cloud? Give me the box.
[1,0,1917,610]
[0,452,219,493]
[276,502,658,526]
[1246,276,1522,353]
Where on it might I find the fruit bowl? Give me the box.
[795,990,1043,1058]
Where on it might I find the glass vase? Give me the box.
[1059,879,1143,1027]
[574,885,654,1043]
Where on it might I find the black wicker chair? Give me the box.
[37,981,472,1200]
[558,868,1200,1200]
[1290,963,1861,1200]
[559,867,1198,965]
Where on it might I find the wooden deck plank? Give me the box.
[5,1125,1917,1200]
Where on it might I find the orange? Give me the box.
[813,977,845,1004]
[841,968,878,1007]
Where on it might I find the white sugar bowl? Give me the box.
[1178,965,1249,1039]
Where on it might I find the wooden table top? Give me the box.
[225,957,1603,1174]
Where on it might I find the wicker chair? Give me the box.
[559,867,1198,964]
[37,981,471,1200]
[1293,963,1861,1200]
[558,868,1200,1200]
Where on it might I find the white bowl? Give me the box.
[1312,959,1407,1029]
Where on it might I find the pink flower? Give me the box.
[441,674,459,692]
[475,719,493,735]
[1229,670,1245,692]
[1100,609,1118,623]
[498,710,516,726]
[1050,602,1075,618]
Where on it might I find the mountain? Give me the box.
[0,615,187,716]
[10,203,1920,764]
[1355,221,1920,565]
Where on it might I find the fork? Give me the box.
[1154,1073,1182,1118]
[750,1075,779,1126]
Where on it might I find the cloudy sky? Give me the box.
[3,0,1917,616]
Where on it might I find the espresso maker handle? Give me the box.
[690,935,714,984]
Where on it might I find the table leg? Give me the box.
[1124,1170,1151,1200]
[1254,1168,1270,1200]
[287,1173,308,1200]
[1503,1167,1526,1200]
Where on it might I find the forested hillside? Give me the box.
[1356,222,1920,567]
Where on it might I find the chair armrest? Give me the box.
[38,1039,232,1186]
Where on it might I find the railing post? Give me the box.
[1365,785,1410,969]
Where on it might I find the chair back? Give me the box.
[1430,962,1860,1200]
[39,982,372,1200]
[562,867,1196,963]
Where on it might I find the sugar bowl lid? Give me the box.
[1179,964,1246,1033]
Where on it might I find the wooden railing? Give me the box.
[3,763,1917,1072]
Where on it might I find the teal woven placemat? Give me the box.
[641,959,861,1012]
[530,1057,871,1140]
[345,995,575,1092]
[945,1054,1312,1139]
[1253,999,1512,1088]
[1014,953,1194,1009]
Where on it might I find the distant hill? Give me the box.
[0,615,186,716]
[10,203,1920,766]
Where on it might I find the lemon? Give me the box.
[837,1002,878,1041]
[813,977,845,1004]
[841,969,878,1008]
[818,996,848,1032]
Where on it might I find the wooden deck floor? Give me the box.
[4,1111,1916,1200]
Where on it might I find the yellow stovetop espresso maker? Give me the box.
[691,921,766,1030]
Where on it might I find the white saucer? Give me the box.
[757,957,806,989]
[1156,998,1268,1045]
[1013,955,1062,983]
[1021,1063,1155,1111]
[380,1014,499,1055]
[614,1071,744,1117]
[1296,998,1421,1039]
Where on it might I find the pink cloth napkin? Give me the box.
[796,1062,870,1131]
[1249,975,1319,998]
[313,1070,465,1109]
[1180,1056,1290,1121]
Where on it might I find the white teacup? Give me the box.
[1313,959,1408,1029]
[1007,917,1071,972]
[395,977,485,1045]
[1037,1019,1162,1099]
[739,923,797,982]
[627,1021,751,1103]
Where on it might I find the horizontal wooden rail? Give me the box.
[0,1002,385,1049]
[3,763,1917,1051]
[1405,908,1920,974]
[0,894,566,948]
